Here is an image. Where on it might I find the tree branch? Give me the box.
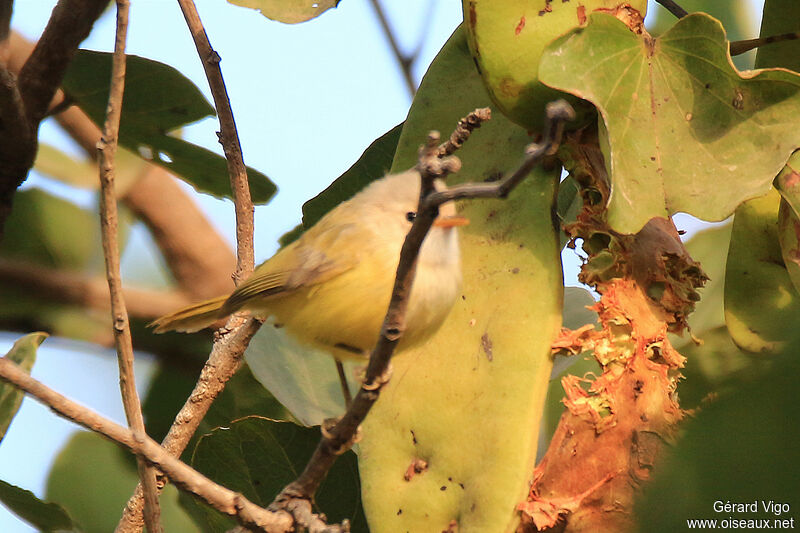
[0,357,295,533]
[730,32,800,56]
[17,0,108,125]
[97,2,162,530]
[0,0,12,47]
[117,2,262,529]
[655,0,688,19]
[0,0,108,237]
[0,258,191,318]
[6,31,238,300]
[116,316,262,532]
[273,100,575,508]
[367,0,416,97]
[176,0,254,284]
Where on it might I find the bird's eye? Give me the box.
[405,211,416,222]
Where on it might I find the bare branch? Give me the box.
[0,0,12,47]
[176,0,254,283]
[18,0,108,124]
[730,32,800,56]
[0,258,191,318]
[0,63,35,237]
[0,357,295,533]
[437,107,491,158]
[367,0,416,97]
[273,101,575,507]
[97,2,162,530]
[5,32,237,300]
[655,0,688,19]
[116,315,261,532]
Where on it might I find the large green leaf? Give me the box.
[0,333,47,444]
[228,0,339,24]
[62,50,276,204]
[360,26,563,533]
[634,339,800,532]
[725,189,800,352]
[756,0,800,73]
[648,0,758,69]
[189,417,366,532]
[0,479,77,532]
[245,325,353,426]
[46,431,198,533]
[724,5,800,354]
[539,13,800,234]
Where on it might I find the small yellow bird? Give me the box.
[151,171,467,389]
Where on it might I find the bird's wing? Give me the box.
[221,222,361,313]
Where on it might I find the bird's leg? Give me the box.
[334,358,352,407]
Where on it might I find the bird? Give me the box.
[150,170,467,403]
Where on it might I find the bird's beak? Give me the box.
[434,215,469,228]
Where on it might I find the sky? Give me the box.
[0,1,763,531]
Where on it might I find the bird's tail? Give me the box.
[149,295,229,333]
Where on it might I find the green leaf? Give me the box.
[46,431,198,533]
[190,417,366,532]
[363,26,563,532]
[0,332,47,443]
[756,0,800,72]
[0,479,77,532]
[648,0,758,69]
[0,189,108,342]
[62,50,276,204]
[634,339,800,532]
[301,123,403,229]
[724,188,800,353]
[228,0,339,24]
[245,325,352,426]
[539,13,800,234]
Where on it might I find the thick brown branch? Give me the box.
[17,0,108,125]
[274,101,575,508]
[6,32,237,300]
[0,0,12,46]
[98,1,162,530]
[0,258,191,318]
[0,357,294,533]
[0,63,35,237]
[176,0,254,283]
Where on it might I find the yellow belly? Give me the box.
[253,260,461,361]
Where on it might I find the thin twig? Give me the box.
[176,0,254,283]
[116,316,261,532]
[116,2,260,530]
[655,0,688,19]
[367,0,416,97]
[730,32,800,56]
[272,101,575,510]
[0,357,295,533]
[97,2,162,531]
